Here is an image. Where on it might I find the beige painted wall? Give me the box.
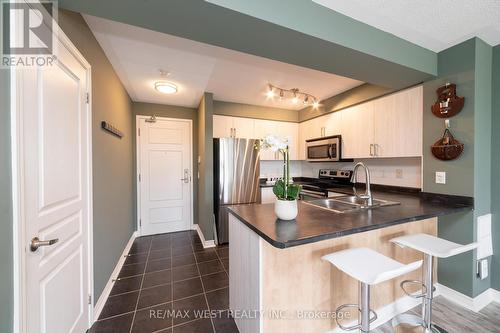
[58,10,135,301]
[214,100,299,122]
[299,83,395,122]
[132,102,199,228]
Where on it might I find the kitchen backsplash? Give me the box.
[260,157,422,188]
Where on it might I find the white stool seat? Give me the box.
[322,247,422,285]
[390,233,478,258]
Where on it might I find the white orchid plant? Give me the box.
[256,135,302,201]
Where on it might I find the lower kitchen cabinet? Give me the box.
[260,187,275,204]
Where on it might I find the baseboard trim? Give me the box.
[93,231,138,321]
[329,293,421,333]
[490,288,500,303]
[435,283,497,312]
[193,224,216,248]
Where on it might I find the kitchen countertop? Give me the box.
[228,191,473,249]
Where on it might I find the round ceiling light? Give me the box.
[155,81,178,94]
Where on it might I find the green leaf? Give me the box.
[272,180,285,200]
[286,184,302,200]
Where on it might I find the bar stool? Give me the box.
[322,248,422,333]
[390,234,478,333]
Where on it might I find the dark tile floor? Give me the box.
[89,230,238,333]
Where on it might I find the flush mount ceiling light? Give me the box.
[154,69,178,94]
[265,84,320,109]
[154,81,178,94]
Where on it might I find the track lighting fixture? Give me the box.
[265,84,319,108]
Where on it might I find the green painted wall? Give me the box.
[299,83,395,122]
[58,0,435,88]
[492,45,500,291]
[0,68,13,333]
[422,38,494,297]
[198,93,215,240]
[205,0,436,77]
[58,10,135,301]
[132,102,199,229]
[472,40,493,296]
[214,100,298,122]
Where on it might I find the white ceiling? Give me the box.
[84,15,363,110]
[313,0,500,52]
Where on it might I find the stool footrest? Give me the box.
[400,279,427,298]
[335,304,377,331]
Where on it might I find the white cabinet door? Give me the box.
[324,111,342,136]
[261,187,276,204]
[233,117,255,138]
[373,86,423,157]
[298,117,324,160]
[213,115,233,138]
[254,119,278,160]
[341,102,374,158]
[277,122,299,160]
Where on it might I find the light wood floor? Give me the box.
[373,297,500,333]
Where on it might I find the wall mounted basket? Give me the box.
[431,83,464,118]
[431,128,464,161]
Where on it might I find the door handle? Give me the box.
[30,237,59,252]
[181,169,190,183]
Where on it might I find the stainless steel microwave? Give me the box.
[305,136,341,161]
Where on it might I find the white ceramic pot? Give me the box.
[274,199,298,221]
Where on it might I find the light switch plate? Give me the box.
[477,259,489,280]
[435,171,446,184]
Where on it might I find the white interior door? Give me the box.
[138,117,193,235]
[15,22,92,333]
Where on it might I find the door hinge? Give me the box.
[139,174,141,182]
[87,294,92,305]
[85,92,89,104]
[139,219,142,227]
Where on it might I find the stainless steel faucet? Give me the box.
[351,162,373,206]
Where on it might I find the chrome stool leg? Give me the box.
[392,253,448,333]
[335,282,377,332]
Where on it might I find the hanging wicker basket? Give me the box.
[431,83,464,118]
[431,128,464,161]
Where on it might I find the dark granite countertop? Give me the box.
[228,191,473,249]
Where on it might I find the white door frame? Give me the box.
[10,7,94,332]
[135,115,194,235]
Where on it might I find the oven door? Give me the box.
[306,137,339,161]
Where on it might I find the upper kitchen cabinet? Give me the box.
[298,117,323,159]
[213,115,255,138]
[276,121,299,160]
[254,119,299,160]
[334,85,423,159]
[254,119,279,160]
[372,85,423,157]
[341,102,375,158]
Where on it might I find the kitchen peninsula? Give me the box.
[227,190,472,333]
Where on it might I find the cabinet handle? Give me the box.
[370,144,374,156]
[233,128,236,138]
[321,127,325,137]
[374,144,379,157]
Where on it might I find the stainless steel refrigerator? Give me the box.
[213,138,260,244]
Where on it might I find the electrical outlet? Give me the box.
[396,169,403,179]
[435,171,446,184]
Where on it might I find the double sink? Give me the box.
[304,195,400,213]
